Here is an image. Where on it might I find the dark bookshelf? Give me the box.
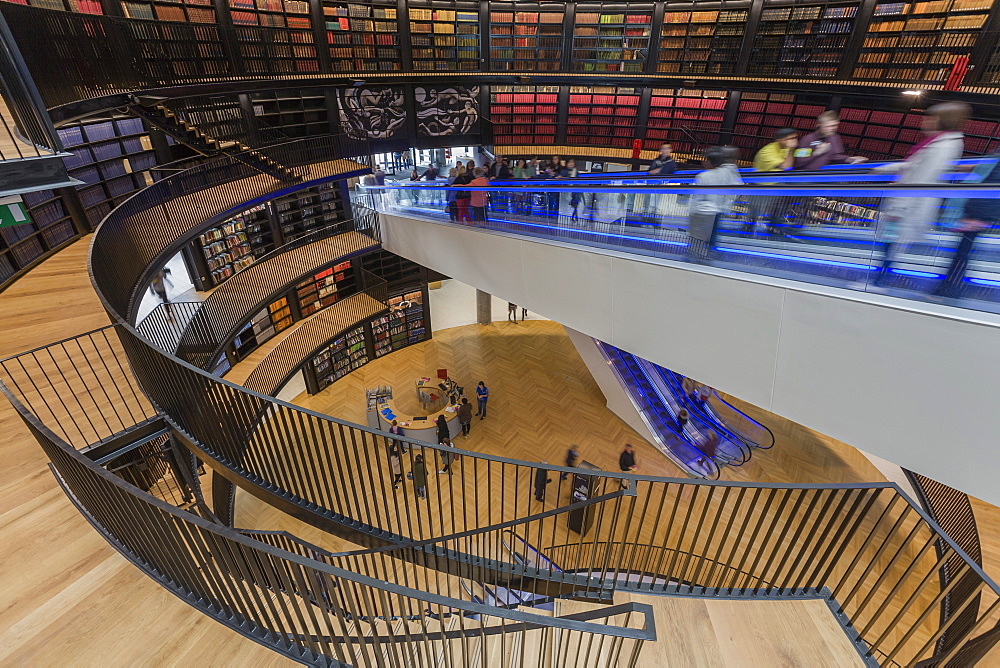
[121,0,217,23]
[566,86,640,147]
[853,0,990,83]
[408,0,481,71]
[294,259,357,317]
[271,181,347,243]
[249,90,330,138]
[731,92,827,155]
[644,88,729,153]
[488,3,565,71]
[374,288,427,356]
[312,324,368,390]
[196,217,258,285]
[572,3,653,73]
[657,4,749,75]
[748,0,859,78]
[230,0,319,73]
[9,0,103,13]
[0,190,78,286]
[323,0,403,72]
[489,85,560,145]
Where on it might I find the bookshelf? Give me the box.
[853,0,991,83]
[489,85,560,146]
[270,181,347,243]
[643,88,729,153]
[375,289,427,356]
[121,0,216,23]
[231,303,279,360]
[408,0,482,71]
[294,259,357,317]
[196,217,258,286]
[131,23,231,79]
[657,4,750,75]
[322,0,403,72]
[731,92,827,155]
[58,117,159,229]
[10,0,103,13]
[230,0,319,74]
[566,86,641,147]
[0,190,78,286]
[488,3,565,71]
[572,3,653,73]
[312,324,368,390]
[249,90,330,138]
[749,0,860,78]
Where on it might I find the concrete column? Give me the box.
[476,289,492,325]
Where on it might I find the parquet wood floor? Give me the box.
[0,240,997,665]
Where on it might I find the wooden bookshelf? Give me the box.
[657,4,750,75]
[121,0,216,23]
[312,324,368,390]
[249,89,330,138]
[489,85,560,145]
[566,86,640,147]
[572,3,653,73]
[10,0,103,13]
[323,0,403,72]
[488,3,565,71]
[644,88,729,152]
[295,260,356,317]
[408,0,481,71]
[230,0,319,73]
[749,0,859,78]
[853,0,991,83]
[731,92,827,154]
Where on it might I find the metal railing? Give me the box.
[0,12,62,159]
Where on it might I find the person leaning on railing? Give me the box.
[748,128,799,236]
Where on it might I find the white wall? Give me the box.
[381,213,1000,507]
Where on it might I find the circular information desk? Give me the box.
[373,377,463,441]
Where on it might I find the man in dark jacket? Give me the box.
[933,157,1000,298]
[534,463,551,503]
[619,443,636,488]
[793,110,867,170]
[561,447,579,480]
[648,143,677,175]
[457,397,473,436]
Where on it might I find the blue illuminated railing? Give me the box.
[364,165,1000,315]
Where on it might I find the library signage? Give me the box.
[0,196,28,228]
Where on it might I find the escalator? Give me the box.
[677,374,775,450]
[596,342,721,479]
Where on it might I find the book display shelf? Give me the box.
[322,0,403,72]
[196,216,259,285]
[731,92,826,155]
[58,117,159,229]
[657,3,749,74]
[169,95,247,143]
[566,86,640,147]
[295,259,356,317]
[408,0,481,71]
[121,0,216,22]
[853,0,991,83]
[231,300,283,360]
[749,0,860,77]
[572,3,653,72]
[230,0,319,73]
[249,90,330,138]
[5,0,102,13]
[489,85,560,145]
[373,289,426,357]
[643,88,728,153]
[312,324,368,390]
[271,181,346,243]
[0,190,78,285]
[488,2,565,71]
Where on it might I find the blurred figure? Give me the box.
[794,110,867,170]
[508,301,518,323]
[562,159,583,219]
[687,146,743,262]
[619,443,637,489]
[409,168,421,203]
[411,454,427,499]
[648,142,677,175]
[676,408,689,432]
[750,128,799,235]
[469,167,490,222]
[453,165,473,223]
[561,447,579,481]
[513,159,530,179]
[534,462,551,503]
[868,102,969,288]
[933,155,1000,299]
[438,437,457,475]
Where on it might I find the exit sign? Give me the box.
[0,196,29,228]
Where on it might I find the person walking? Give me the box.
[676,408,689,432]
[793,110,867,171]
[388,419,407,454]
[469,167,490,222]
[508,302,518,323]
[687,146,743,262]
[438,437,458,475]
[561,447,579,480]
[475,381,489,419]
[867,102,969,288]
[619,443,637,488]
[648,143,677,175]
[750,128,799,235]
[409,168,422,204]
[534,462,551,503]
[411,454,428,499]
[389,444,403,489]
[453,165,473,223]
[933,155,1000,299]
[435,414,450,443]
[445,167,459,221]
[520,306,528,322]
[457,397,473,436]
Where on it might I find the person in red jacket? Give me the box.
[469,167,490,222]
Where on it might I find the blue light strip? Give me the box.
[718,247,876,270]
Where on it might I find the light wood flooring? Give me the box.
[0,239,998,665]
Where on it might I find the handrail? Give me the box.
[0,12,62,158]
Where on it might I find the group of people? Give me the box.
[532,442,638,503]
[385,381,490,499]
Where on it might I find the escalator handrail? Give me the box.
[501,529,564,573]
[704,389,776,450]
[675,373,774,450]
[659,369,753,460]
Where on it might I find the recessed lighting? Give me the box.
[902,90,924,96]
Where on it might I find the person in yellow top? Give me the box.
[748,128,799,235]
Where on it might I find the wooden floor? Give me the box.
[0,240,998,665]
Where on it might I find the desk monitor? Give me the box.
[412,416,427,421]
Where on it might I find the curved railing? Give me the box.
[14,118,988,665]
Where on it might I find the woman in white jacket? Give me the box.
[687,146,743,261]
[869,102,969,286]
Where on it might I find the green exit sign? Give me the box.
[0,196,29,228]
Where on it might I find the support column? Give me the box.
[476,289,491,325]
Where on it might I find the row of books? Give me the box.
[322,4,396,18]
[489,11,562,23]
[863,32,976,47]
[328,32,398,45]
